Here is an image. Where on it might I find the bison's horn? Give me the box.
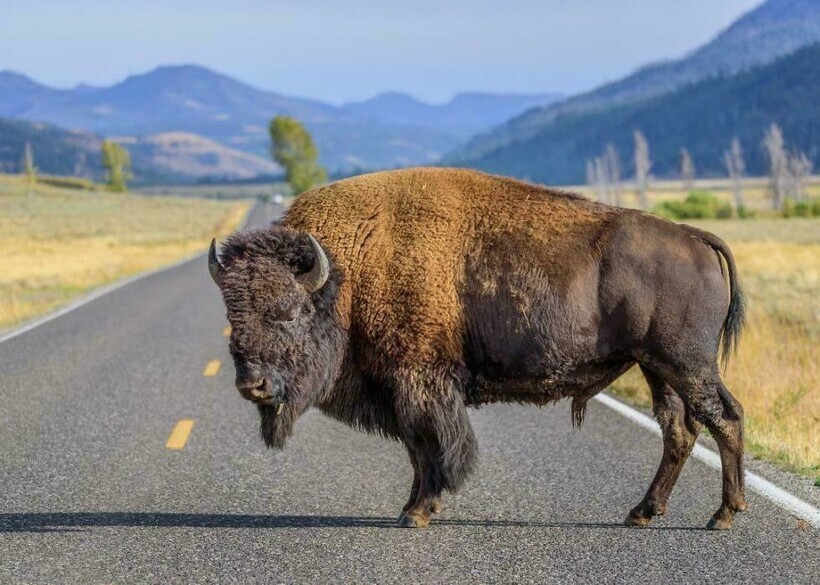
[208,238,224,286]
[296,234,330,293]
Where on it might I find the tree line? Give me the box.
[586,123,815,212]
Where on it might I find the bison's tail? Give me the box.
[690,228,746,369]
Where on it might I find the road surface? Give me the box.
[0,203,816,584]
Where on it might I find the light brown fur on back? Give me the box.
[283,167,618,372]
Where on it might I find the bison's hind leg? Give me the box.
[394,368,477,528]
[625,367,701,527]
[630,363,746,530]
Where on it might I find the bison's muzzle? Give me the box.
[235,370,285,409]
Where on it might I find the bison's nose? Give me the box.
[235,374,285,405]
[235,377,268,402]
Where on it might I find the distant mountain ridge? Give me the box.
[0,66,561,175]
[447,0,820,164]
[0,118,280,184]
[455,43,820,184]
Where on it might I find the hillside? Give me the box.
[0,66,560,173]
[117,133,279,182]
[0,118,102,177]
[448,0,820,163]
[0,118,279,184]
[455,44,820,184]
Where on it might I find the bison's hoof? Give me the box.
[624,513,652,527]
[397,513,430,528]
[706,516,733,530]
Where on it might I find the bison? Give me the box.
[208,167,747,530]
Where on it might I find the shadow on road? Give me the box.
[0,513,709,533]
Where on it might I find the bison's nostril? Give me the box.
[236,378,265,391]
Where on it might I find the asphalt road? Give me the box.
[0,203,816,584]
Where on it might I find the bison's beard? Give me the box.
[258,403,295,449]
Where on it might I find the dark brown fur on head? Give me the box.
[216,225,345,448]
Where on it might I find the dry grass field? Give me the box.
[0,174,250,330]
[609,217,819,478]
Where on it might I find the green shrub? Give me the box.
[652,190,733,220]
[782,198,816,218]
[737,205,756,219]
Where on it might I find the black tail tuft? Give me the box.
[721,278,746,369]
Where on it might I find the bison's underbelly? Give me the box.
[464,358,633,407]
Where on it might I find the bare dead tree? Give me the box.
[605,144,622,206]
[634,131,651,209]
[724,138,745,210]
[595,156,612,204]
[787,151,813,202]
[23,141,36,205]
[762,123,789,210]
[680,148,695,192]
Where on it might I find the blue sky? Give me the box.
[0,0,762,103]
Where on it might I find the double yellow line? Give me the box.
[165,325,230,450]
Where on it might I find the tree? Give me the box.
[586,160,596,197]
[634,131,651,209]
[724,138,745,210]
[762,123,788,210]
[587,155,612,204]
[680,148,695,191]
[269,116,327,195]
[101,140,132,192]
[786,151,812,201]
[23,142,37,202]
[605,144,622,206]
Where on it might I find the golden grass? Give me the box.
[0,174,250,329]
[609,218,819,477]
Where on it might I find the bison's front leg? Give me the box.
[395,375,477,528]
[401,447,444,517]
[401,447,421,514]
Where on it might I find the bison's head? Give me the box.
[208,227,344,448]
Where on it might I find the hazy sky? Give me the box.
[0,0,762,103]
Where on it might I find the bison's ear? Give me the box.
[295,234,330,293]
[208,238,225,287]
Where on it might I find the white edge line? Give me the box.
[0,202,259,346]
[0,249,207,345]
[593,393,820,528]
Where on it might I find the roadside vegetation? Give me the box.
[609,216,819,479]
[0,174,250,329]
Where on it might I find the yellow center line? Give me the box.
[166,419,195,450]
[203,359,221,377]
[222,325,231,337]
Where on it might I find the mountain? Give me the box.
[0,118,280,184]
[0,66,561,175]
[447,0,820,164]
[341,91,561,131]
[454,43,820,184]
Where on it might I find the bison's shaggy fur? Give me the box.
[212,167,747,530]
